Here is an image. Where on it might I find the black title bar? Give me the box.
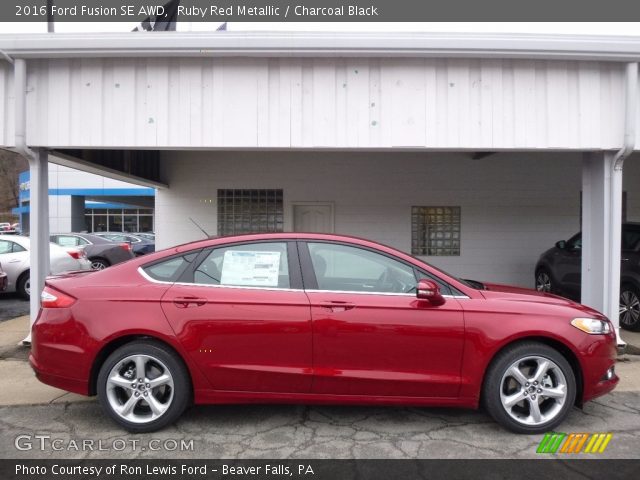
[3,0,640,22]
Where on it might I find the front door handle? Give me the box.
[172,296,207,308]
[319,301,356,312]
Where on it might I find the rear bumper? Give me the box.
[29,308,93,396]
[29,353,89,396]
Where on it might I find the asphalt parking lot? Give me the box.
[0,390,639,459]
[0,293,29,322]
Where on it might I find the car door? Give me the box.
[0,239,29,291]
[300,241,465,398]
[159,241,313,393]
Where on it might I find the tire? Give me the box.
[90,258,110,270]
[482,342,576,434]
[535,268,553,294]
[620,284,640,332]
[97,340,191,433]
[17,271,30,300]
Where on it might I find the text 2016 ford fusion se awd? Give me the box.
[30,233,618,433]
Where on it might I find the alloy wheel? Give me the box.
[535,272,551,292]
[105,354,174,424]
[620,289,640,328]
[25,278,30,296]
[91,261,107,270]
[499,356,568,427]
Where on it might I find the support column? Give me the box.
[581,151,624,345]
[25,149,50,343]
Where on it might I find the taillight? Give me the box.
[41,286,76,308]
[67,249,85,260]
[120,243,132,252]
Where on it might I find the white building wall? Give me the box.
[1,57,636,151]
[155,151,640,288]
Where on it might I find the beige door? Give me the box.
[293,203,334,233]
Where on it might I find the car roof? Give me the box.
[53,232,111,244]
[172,232,404,256]
[0,234,30,247]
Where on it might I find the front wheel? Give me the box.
[620,284,640,331]
[535,269,553,293]
[97,340,191,433]
[483,342,576,434]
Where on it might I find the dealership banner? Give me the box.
[3,0,640,22]
[3,459,640,480]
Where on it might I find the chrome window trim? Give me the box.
[137,267,470,298]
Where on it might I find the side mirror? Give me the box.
[555,240,566,250]
[416,279,446,306]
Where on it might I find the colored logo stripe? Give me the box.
[537,432,566,453]
[537,432,613,454]
[584,433,613,453]
[560,433,589,453]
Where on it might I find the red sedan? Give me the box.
[30,233,618,433]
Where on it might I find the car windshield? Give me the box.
[407,253,482,290]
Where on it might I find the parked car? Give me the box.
[0,223,11,232]
[93,232,155,256]
[134,232,155,241]
[535,223,640,331]
[0,261,7,291]
[50,233,135,270]
[31,233,617,434]
[0,235,91,298]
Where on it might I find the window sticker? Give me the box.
[220,250,282,287]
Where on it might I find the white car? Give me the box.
[0,235,92,298]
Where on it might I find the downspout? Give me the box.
[610,62,638,347]
[9,57,48,344]
[613,62,638,172]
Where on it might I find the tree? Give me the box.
[0,149,28,222]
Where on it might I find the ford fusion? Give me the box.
[30,233,618,433]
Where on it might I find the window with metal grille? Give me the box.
[411,206,461,256]
[217,189,284,236]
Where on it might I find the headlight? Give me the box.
[571,318,611,335]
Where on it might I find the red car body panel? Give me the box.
[29,233,618,410]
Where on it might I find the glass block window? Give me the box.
[411,206,461,256]
[217,189,284,236]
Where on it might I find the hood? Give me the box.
[479,282,608,319]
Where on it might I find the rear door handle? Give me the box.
[319,301,356,312]
[172,296,207,308]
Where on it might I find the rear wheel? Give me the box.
[90,258,110,270]
[17,272,30,299]
[535,269,553,293]
[620,284,640,331]
[483,342,576,434]
[97,340,191,433]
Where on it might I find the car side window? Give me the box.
[623,229,640,251]
[566,234,582,250]
[194,242,290,289]
[307,243,417,294]
[0,240,12,254]
[0,240,26,254]
[143,253,197,282]
[56,235,85,247]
